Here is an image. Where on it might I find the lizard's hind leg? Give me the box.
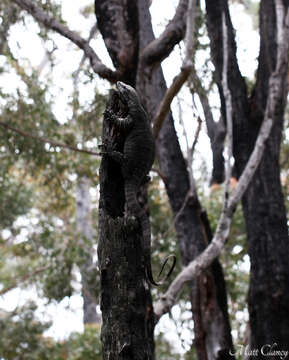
[99,142,125,165]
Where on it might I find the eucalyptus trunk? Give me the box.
[205,0,289,352]
[76,176,100,324]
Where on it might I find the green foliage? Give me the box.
[0,24,103,308]
[42,259,73,301]
[0,165,33,229]
[74,92,106,144]
[0,305,102,360]
[0,302,53,360]
[155,333,182,360]
[80,4,96,19]
[60,325,102,360]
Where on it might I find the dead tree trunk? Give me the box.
[97,91,155,360]
[205,0,289,352]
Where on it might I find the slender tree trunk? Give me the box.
[136,1,234,358]
[76,176,101,324]
[243,1,289,351]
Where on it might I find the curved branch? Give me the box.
[140,0,188,66]
[154,5,289,322]
[11,0,119,82]
[0,265,50,296]
[190,71,226,184]
[153,66,191,139]
[94,0,139,85]
[153,0,197,139]
[73,23,98,87]
[0,122,101,156]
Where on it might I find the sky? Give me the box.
[0,0,259,353]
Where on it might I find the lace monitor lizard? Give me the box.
[101,81,176,286]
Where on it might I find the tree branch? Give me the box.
[0,122,101,156]
[154,5,289,321]
[94,0,139,85]
[0,265,50,296]
[153,0,197,139]
[189,71,226,184]
[151,167,168,185]
[73,23,98,88]
[205,0,250,175]
[11,0,119,82]
[141,0,188,66]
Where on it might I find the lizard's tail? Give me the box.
[125,183,176,286]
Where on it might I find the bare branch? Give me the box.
[191,116,202,160]
[72,24,98,124]
[11,0,119,82]
[153,68,191,139]
[0,122,101,156]
[177,97,197,192]
[154,5,289,321]
[151,167,168,185]
[36,46,56,74]
[153,0,198,139]
[189,72,226,184]
[0,265,50,296]
[158,110,202,241]
[73,23,98,88]
[141,0,188,66]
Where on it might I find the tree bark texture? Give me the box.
[136,1,234,358]
[205,0,289,352]
[95,0,233,358]
[192,74,226,184]
[97,93,155,360]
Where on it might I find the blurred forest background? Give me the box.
[0,0,289,359]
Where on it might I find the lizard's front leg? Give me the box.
[99,142,125,165]
[104,109,133,131]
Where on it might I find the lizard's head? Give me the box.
[116,81,140,108]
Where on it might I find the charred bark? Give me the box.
[194,77,226,184]
[94,0,139,85]
[244,0,289,351]
[205,0,250,176]
[205,0,289,352]
[95,0,233,357]
[136,1,234,358]
[98,92,155,360]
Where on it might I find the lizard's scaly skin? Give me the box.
[104,81,175,285]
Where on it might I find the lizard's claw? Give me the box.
[98,139,116,154]
[98,143,107,156]
[104,109,118,123]
[103,108,113,118]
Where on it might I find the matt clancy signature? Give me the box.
[229,343,288,359]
